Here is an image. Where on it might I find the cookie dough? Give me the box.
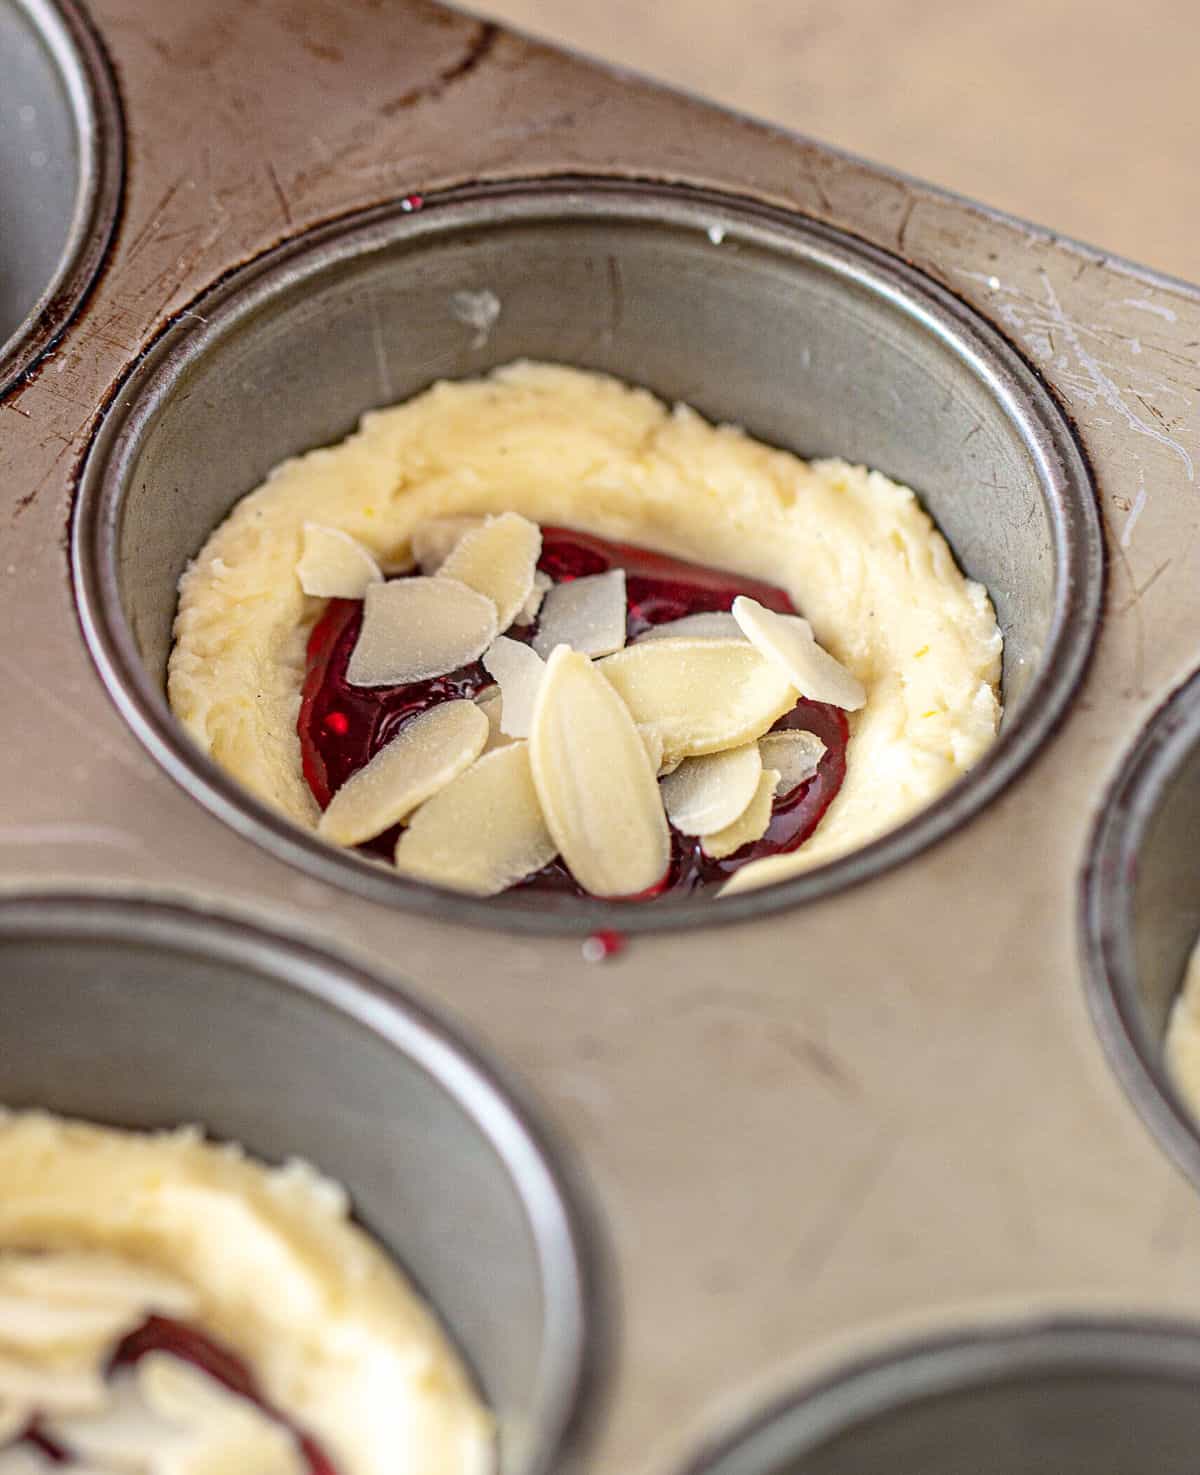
[169,361,1002,892]
[0,1110,492,1475]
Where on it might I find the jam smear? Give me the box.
[299,525,849,896]
[17,1316,338,1473]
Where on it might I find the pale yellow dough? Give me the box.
[0,1111,492,1475]
[168,361,1002,892]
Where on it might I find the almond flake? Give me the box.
[436,512,542,631]
[295,523,382,599]
[637,611,743,642]
[318,701,488,845]
[481,637,546,738]
[345,577,498,687]
[732,596,866,710]
[42,1371,175,1466]
[0,1295,142,1355]
[0,1356,107,1417]
[394,744,557,895]
[475,686,511,752]
[599,638,797,767]
[532,569,627,660]
[0,1402,27,1444]
[517,569,553,625]
[411,516,483,574]
[530,646,670,897]
[759,730,826,793]
[0,1252,195,1318]
[701,769,780,859]
[660,743,763,836]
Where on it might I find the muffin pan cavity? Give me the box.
[0,892,602,1475]
[1083,666,1200,1191]
[0,0,122,394]
[73,178,1102,930]
[682,1321,1200,1475]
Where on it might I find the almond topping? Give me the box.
[394,744,557,895]
[637,611,743,642]
[701,769,780,859]
[481,637,547,739]
[411,516,483,574]
[345,577,498,687]
[436,512,542,631]
[759,730,827,792]
[517,569,553,625]
[598,638,797,768]
[0,1403,28,1444]
[530,647,670,897]
[532,570,627,659]
[732,596,866,710]
[660,742,763,836]
[295,523,382,599]
[317,701,488,845]
[475,686,511,752]
[0,1357,108,1418]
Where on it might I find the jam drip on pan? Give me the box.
[299,526,849,897]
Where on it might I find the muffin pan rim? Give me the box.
[0,0,125,397]
[1081,665,1200,1196]
[71,175,1105,936]
[0,885,610,1475]
[676,1313,1200,1475]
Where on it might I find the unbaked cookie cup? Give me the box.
[0,890,605,1475]
[678,1319,1200,1475]
[0,0,123,395]
[1082,666,1200,1192]
[73,178,1103,931]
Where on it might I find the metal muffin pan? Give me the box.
[0,891,601,1475]
[1083,667,1200,1194]
[0,0,123,393]
[684,1320,1200,1475]
[73,179,1102,932]
[5,1,1200,1472]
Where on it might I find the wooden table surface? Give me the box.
[478,0,1200,285]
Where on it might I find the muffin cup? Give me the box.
[72,178,1103,932]
[0,890,605,1475]
[0,0,123,394]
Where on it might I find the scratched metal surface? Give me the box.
[3,3,1200,1473]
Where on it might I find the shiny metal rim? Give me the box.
[0,0,124,396]
[73,176,1105,935]
[0,887,608,1475]
[678,1316,1200,1474]
[1080,666,1200,1195]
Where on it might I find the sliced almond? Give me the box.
[436,512,542,631]
[481,637,546,739]
[0,1402,28,1444]
[641,727,665,774]
[660,743,763,837]
[0,1295,142,1357]
[0,1357,107,1417]
[394,744,557,896]
[532,570,627,659]
[142,1356,302,1475]
[474,686,511,752]
[637,611,743,642]
[295,523,382,599]
[759,730,826,793]
[411,516,483,574]
[530,646,670,897]
[732,596,866,710]
[41,1370,175,1465]
[345,577,498,687]
[517,569,553,625]
[599,638,797,768]
[0,1252,195,1318]
[701,769,780,859]
[318,701,488,845]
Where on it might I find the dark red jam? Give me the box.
[299,526,850,897]
[20,1316,337,1472]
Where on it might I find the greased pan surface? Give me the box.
[3,2,1200,1473]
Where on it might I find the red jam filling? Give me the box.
[21,1316,337,1472]
[299,526,850,897]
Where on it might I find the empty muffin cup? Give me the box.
[0,0,122,394]
[73,179,1103,930]
[0,891,602,1474]
[1082,666,1200,1192]
[680,1319,1200,1475]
